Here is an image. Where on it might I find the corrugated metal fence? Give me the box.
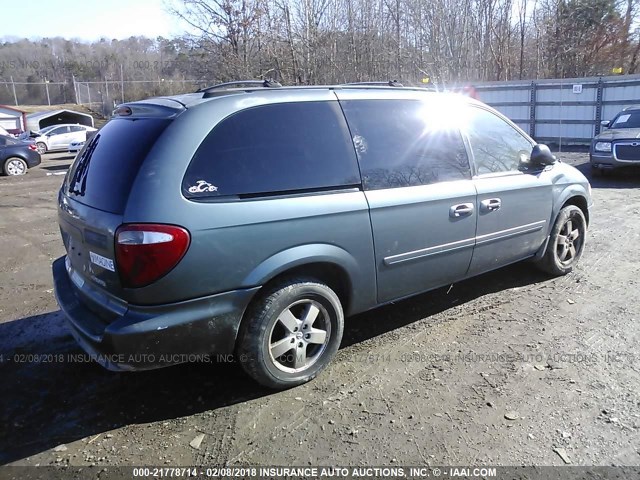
[473,74,640,146]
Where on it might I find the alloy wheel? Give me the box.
[268,299,331,373]
[556,218,583,265]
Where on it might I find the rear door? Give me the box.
[463,105,553,276]
[338,96,477,303]
[59,117,171,296]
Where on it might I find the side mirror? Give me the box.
[530,144,556,166]
[601,120,610,128]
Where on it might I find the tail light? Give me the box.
[115,224,190,288]
[28,144,37,151]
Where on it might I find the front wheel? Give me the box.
[3,157,28,176]
[36,142,47,154]
[237,278,344,389]
[535,205,587,276]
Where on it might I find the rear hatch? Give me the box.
[59,116,172,300]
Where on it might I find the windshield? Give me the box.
[36,125,58,135]
[611,112,640,129]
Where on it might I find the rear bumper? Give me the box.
[52,256,259,371]
[26,151,41,168]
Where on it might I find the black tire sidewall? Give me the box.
[239,280,344,389]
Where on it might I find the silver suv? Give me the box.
[53,81,592,389]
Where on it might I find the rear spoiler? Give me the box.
[113,98,186,119]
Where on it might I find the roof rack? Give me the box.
[196,79,282,93]
[342,80,404,87]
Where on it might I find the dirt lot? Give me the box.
[0,152,638,469]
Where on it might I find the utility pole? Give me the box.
[44,78,51,105]
[120,64,125,103]
[10,76,18,106]
[105,77,110,114]
[72,74,79,104]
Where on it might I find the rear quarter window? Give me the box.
[183,101,361,198]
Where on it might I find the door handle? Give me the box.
[450,203,475,218]
[480,198,501,212]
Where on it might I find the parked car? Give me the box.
[0,134,41,175]
[68,140,85,154]
[590,105,640,174]
[19,124,59,140]
[52,82,592,389]
[32,124,97,154]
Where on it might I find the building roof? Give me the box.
[26,109,93,121]
[0,105,27,114]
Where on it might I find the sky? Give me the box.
[1,0,187,41]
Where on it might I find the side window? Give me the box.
[49,126,70,135]
[69,125,85,132]
[465,107,533,175]
[183,102,360,198]
[340,100,471,190]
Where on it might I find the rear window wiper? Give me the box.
[68,135,100,196]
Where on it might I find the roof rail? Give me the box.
[342,80,404,87]
[196,79,282,93]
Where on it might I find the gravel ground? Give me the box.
[0,152,638,469]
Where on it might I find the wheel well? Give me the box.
[260,262,352,313]
[562,196,589,226]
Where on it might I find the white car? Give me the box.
[68,140,85,153]
[33,124,97,154]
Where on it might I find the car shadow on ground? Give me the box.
[40,164,71,172]
[575,163,640,189]
[0,262,552,464]
[43,153,75,160]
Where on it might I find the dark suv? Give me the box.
[53,82,592,388]
[591,105,640,174]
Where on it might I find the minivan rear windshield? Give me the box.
[63,118,170,214]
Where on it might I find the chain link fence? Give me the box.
[0,78,206,118]
[0,80,71,106]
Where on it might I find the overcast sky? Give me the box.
[2,0,187,41]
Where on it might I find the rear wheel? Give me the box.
[535,205,587,276]
[3,157,28,176]
[36,142,47,154]
[237,278,344,389]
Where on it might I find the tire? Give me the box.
[36,142,47,155]
[535,205,587,276]
[237,278,344,389]
[3,157,28,176]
